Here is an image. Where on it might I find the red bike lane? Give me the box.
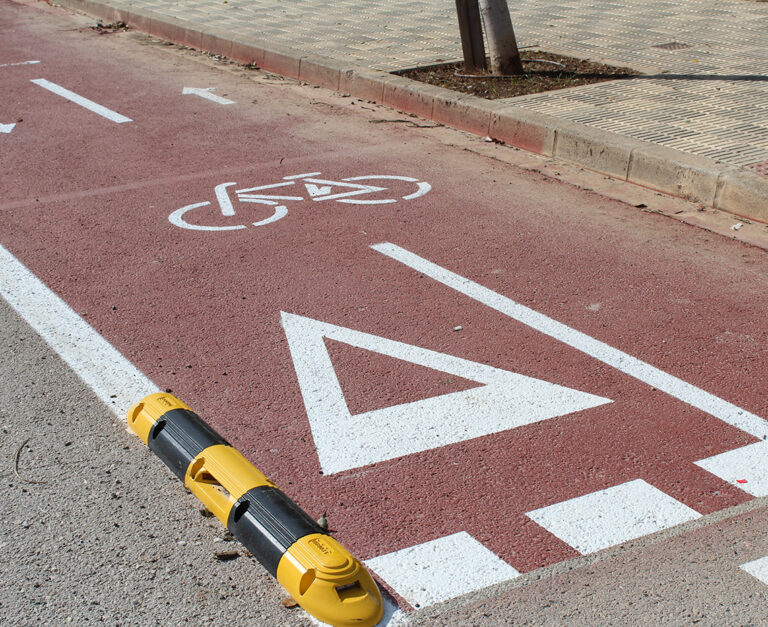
[3,0,767,610]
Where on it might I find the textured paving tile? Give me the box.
[97,0,768,173]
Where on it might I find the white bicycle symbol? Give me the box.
[168,172,432,231]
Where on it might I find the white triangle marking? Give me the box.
[281,312,613,474]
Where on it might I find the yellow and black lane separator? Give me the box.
[127,392,384,627]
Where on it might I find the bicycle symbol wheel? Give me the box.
[168,173,432,231]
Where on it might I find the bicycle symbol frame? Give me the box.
[168,172,432,231]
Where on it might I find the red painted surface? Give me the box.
[2,0,767,577]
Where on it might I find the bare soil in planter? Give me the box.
[397,50,638,99]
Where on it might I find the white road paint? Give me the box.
[282,172,322,179]
[248,204,289,226]
[168,199,289,230]
[526,479,701,555]
[366,532,520,608]
[30,78,132,123]
[0,123,16,134]
[342,175,431,203]
[171,175,432,231]
[695,440,768,497]
[281,311,612,475]
[302,177,387,202]
[214,182,238,216]
[168,201,247,231]
[309,598,404,627]
[741,556,768,586]
[371,243,768,440]
[0,60,40,68]
[182,87,235,105]
[236,181,296,194]
[0,244,159,416]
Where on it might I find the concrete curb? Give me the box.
[53,0,768,222]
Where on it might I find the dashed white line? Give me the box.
[366,532,520,609]
[0,60,40,68]
[695,440,768,497]
[30,78,132,123]
[526,479,701,554]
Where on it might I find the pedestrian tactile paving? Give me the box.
[87,0,768,173]
[526,479,701,555]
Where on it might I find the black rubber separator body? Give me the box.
[227,485,326,576]
[147,408,230,480]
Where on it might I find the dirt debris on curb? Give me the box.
[90,20,129,34]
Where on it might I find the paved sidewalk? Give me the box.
[109,0,768,172]
[52,0,768,215]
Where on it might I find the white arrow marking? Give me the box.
[30,79,132,123]
[182,87,235,105]
[0,60,40,68]
[281,312,612,474]
[0,123,16,134]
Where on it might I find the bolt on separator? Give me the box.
[127,392,384,627]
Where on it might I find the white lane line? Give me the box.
[527,479,701,554]
[741,556,768,586]
[0,244,158,416]
[366,532,520,609]
[30,78,132,123]
[371,243,768,440]
[0,60,40,68]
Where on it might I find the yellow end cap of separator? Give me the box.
[126,392,193,444]
[185,444,276,525]
[277,534,384,627]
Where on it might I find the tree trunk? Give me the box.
[455,0,487,73]
[478,0,523,75]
